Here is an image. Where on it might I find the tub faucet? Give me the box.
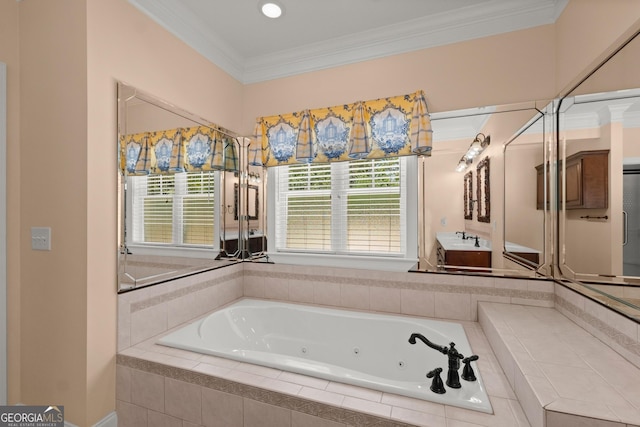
[409,333,465,389]
[462,355,479,381]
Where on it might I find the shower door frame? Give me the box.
[623,167,640,277]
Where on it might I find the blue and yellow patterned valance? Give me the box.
[250,90,432,167]
[120,126,238,175]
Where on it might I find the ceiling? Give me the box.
[129,0,567,84]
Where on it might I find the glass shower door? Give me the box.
[623,170,640,276]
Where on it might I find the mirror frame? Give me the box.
[476,157,490,223]
[464,171,473,220]
[235,183,259,221]
[117,82,241,292]
[502,107,550,274]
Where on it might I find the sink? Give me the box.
[436,232,491,251]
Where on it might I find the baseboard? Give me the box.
[13,405,117,427]
[64,411,117,427]
[92,411,117,427]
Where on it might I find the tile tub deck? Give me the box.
[116,303,530,427]
[479,302,640,427]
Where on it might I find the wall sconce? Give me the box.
[248,172,262,184]
[234,171,262,184]
[455,133,490,172]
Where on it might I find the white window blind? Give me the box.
[129,171,216,247]
[275,157,405,256]
[277,163,332,251]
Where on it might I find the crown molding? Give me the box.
[244,0,566,83]
[128,0,245,80]
[129,0,567,84]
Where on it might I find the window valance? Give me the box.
[249,90,432,167]
[120,126,238,175]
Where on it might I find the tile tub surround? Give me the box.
[118,263,244,351]
[554,282,640,370]
[242,263,555,321]
[117,313,530,427]
[479,302,640,427]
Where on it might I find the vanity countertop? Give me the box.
[436,232,541,254]
[436,232,491,252]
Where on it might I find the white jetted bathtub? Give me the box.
[158,299,493,413]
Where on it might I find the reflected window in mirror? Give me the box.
[476,157,490,223]
[464,171,473,220]
[117,82,241,291]
[129,172,216,246]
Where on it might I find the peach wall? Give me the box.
[568,29,640,97]
[19,1,88,424]
[555,0,640,95]
[504,142,544,252]
[241,26,557,135]
[0,0,20,405]
[85,0,243,424]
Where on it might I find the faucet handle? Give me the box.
[462,355,479,381]
[426,367,446,394]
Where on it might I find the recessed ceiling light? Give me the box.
[260,2,283,19]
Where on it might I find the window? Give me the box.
[128,171,216,247]
[274,157,413,259]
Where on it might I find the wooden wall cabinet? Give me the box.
[536,150,609,210]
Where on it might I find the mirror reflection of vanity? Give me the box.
[422,103,547,275]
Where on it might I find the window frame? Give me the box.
[267,156,418,271]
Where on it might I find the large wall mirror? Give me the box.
[558,31,640,320]
[420,102,547,275]
[503,106,552,275]
[117,82,241,292]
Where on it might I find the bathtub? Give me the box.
[158,299,493,413]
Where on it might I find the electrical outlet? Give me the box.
[31,227,51,251]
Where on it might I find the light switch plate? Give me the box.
[31,227,51,251]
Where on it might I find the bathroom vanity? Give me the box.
[436,232,492,271]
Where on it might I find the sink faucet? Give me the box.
[473,236,480,247]
[409,333,466,389]
[455,231,467,239]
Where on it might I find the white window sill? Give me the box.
[125,244,217,259]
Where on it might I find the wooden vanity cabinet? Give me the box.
[436,241,491,272]
[536,150,608,210]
